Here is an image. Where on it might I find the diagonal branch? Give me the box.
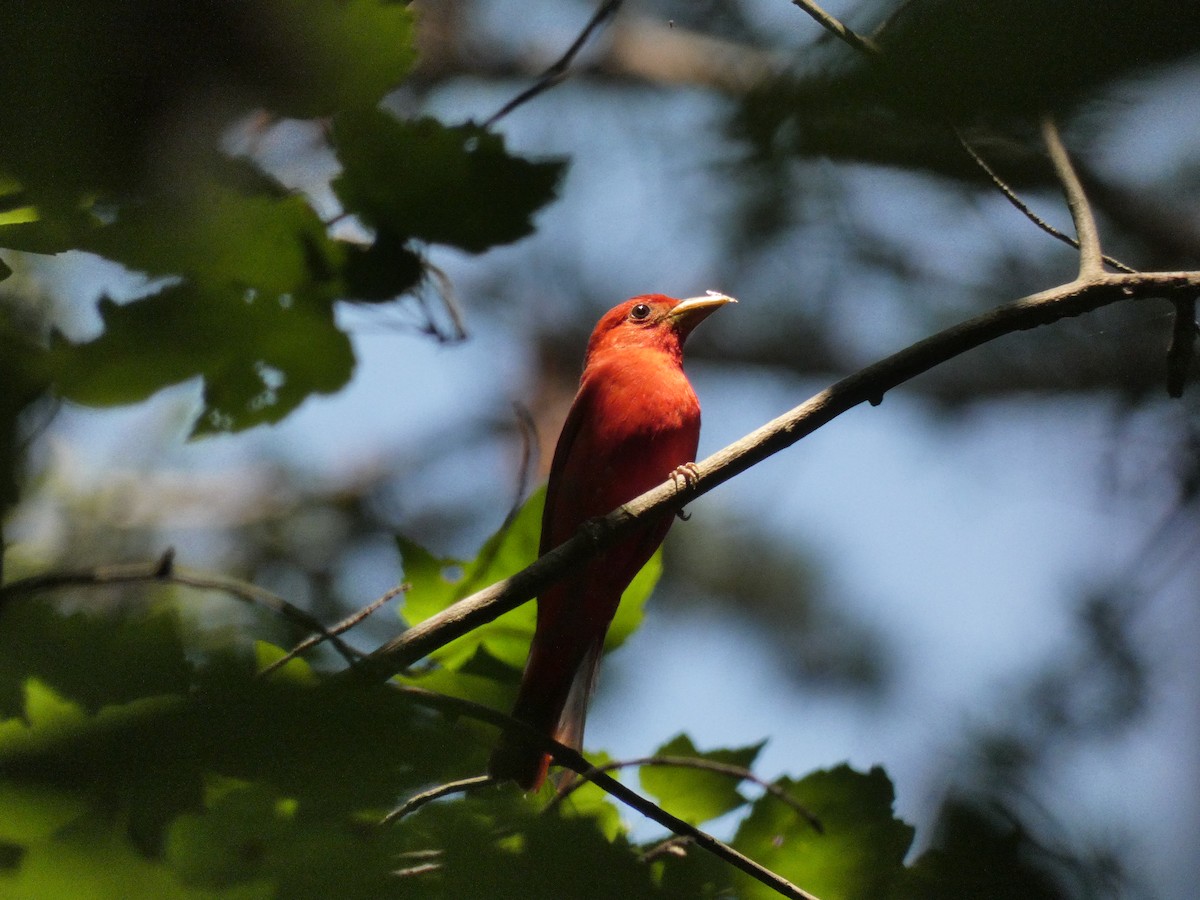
[547,754,824,833]
[484,0,624,128]
[0,551,365,668]
[1040,116,1105,279]
[394,684,823,900]
[356,270,1200,682]
[258,583,408,677]
[789,0,880,55]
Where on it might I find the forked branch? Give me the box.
[1040,116,1105,278]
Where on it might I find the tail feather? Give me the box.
[548,639,604,792]
[488,636,604,792]
[553,638,603,752]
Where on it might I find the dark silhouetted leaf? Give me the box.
[52,280,353,434]
[333,111,564,253]
[0,1,415,205]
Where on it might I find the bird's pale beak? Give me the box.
[668,291,737,333]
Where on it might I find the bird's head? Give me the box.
[584,291,736,361]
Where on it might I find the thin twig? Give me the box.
[955,130,1136,274]
[547,755,823,833]
[785,0,1125,285]
[354,270,1200,682]
[1,552,363,668]
[392,851,445,880]
[258,583,408,677]
[639,835,694,863]
[393,862,442,878]
[380,775,495,826]
[1040,116,1104,279]
[789,0,880,55]
[484,0,624,128]
[392,684,823,900]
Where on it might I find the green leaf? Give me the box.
[51,280,354,434]
[396,490,545,673]
[47,155,362,434]
[605,547,658,651]
[0,2,416,204]
[254,642,317,686]
[333,111,564,253]
[0,603,192,717]
[397,488,663,679]
[80,162,345,298]
[0,782,88,844]
[263,0,418,117]
[0,815,271,900]
[405,789,658,899]
[549,750,624,841]
[639,734,764,826]
[731,765,914,900]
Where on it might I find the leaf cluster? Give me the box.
[0,1,563,436]
[0,491,1089,898]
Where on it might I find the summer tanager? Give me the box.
[489,292,735,790]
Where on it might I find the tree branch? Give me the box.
[955,129,1135,274]
[393,684,822,900]
[784,1,1124,286]
[546,754,824,833]
[356,270,1200,681]
[1040,116,1105,279]
[484,0,624,128]
[258,583,407,677]
[0,551,364,668]
[788,0,880,55]
[379,775,494,826]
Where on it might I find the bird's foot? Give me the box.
[671,463,700,520]
[670,462,700,491]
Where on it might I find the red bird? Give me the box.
[489,292,735,791]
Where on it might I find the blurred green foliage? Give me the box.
[0,0,1193,896]
[0,1,564,437]
[0,490,1090,898]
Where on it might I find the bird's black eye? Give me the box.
[630,303,652,321]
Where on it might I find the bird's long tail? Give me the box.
[488,636,604,791]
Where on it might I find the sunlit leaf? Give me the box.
[639,734,764,826]
[0,816,270,900]
[731,765,914,900]
[396,490,544,673]
[397,489,663,679]
[254,642,317,685]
